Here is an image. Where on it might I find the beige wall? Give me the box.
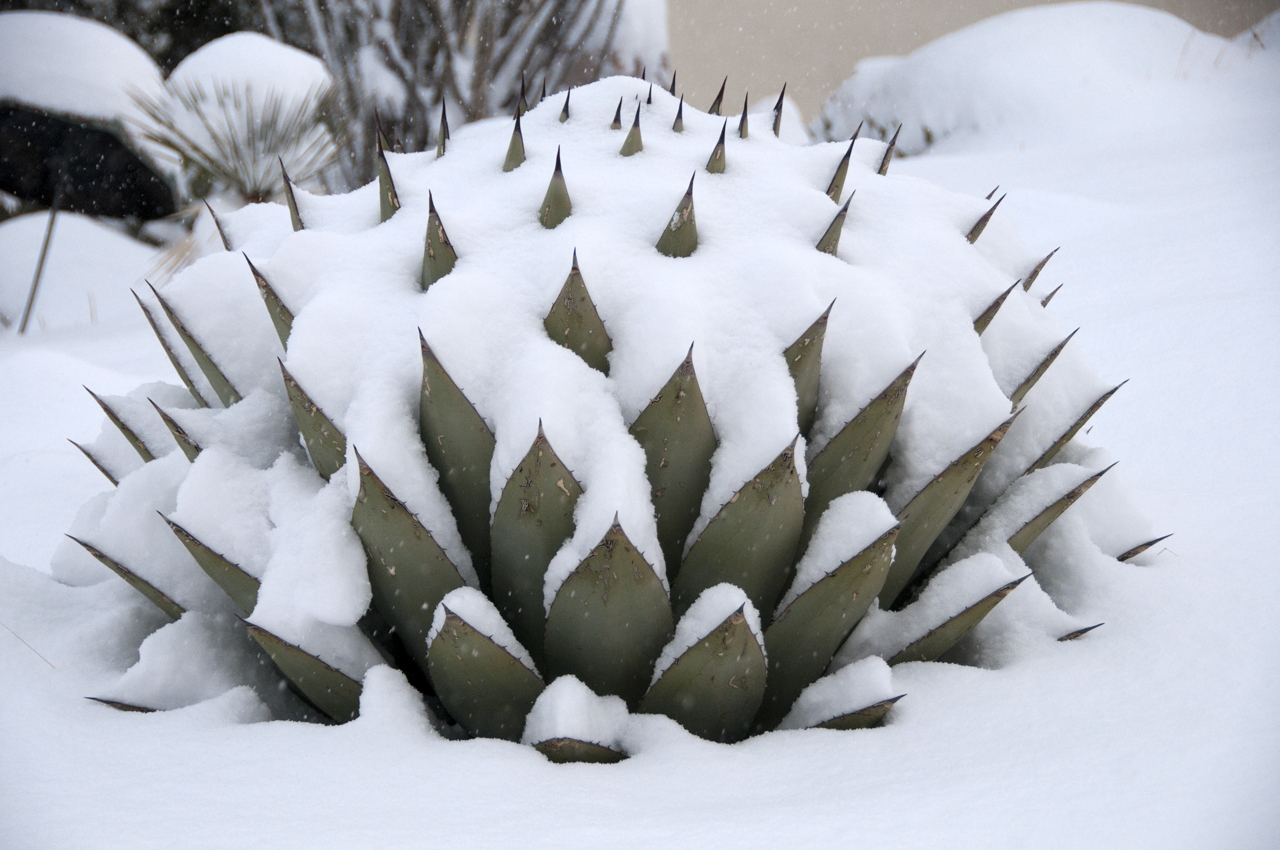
[667,0,1280,122]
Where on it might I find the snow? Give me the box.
[776,656,895,731]
[167,32,331,95]
[651,583,764,685]
[1,3,1278,847]
[520,675,629,749]
[429,587,540,677]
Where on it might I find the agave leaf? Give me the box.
[620,105,643,156]
[800,356,919,555]
[656,174,698,258]
[517,73,529,116]
[1009,330,1077,410]
[162,514,259,614]
[757,526,898,730]
[544,520,674,705]
[966,194,1005,244]
[490,425,583,660]
[203,199,232,249]
[877,125,901,176]
[785,301,833,438]
[351,449,466,673]
[629,345,717,576]
[85,387,155,462]
[816,197,851,256]
[374,108,393,152]
[1008,464,1114,555]
[737,93,749,139]
[814,694,903,730]
[880,415,1017,608]
[67,439,117,486]
[1058,623,1103,641]
[148,400,200,462]
[246,623,362,723]
[1024,382,1125,474]
[1117,534,1173,563]
[86,697,156,713]
[131,290,209,409]
[245,255,292,348]
[673,440,804,620]
[639,606,766,743]
[672,94,685,132]
[148,283,242,407]
[707,76,727,115]
[825,127,859,203]
[422,192,458,290]
[503,114,525,172]
[647,83,653,104]
[427,607,544,740]
[973,281,1018,336]
[279,361,347,481]
[1041,283,1064,307]
[668,71,677,95]
[559,89,571,123]
[1022,248,1059,291]
[889,575,1028,665]
[376,143,400,223]
[67,535,183,621]
[538,78,547,106]
[706,121,727,174]
[436,100,450,156]
[419,333,496,589]
[534,737,626,764]
[543,252,613,375]
[771,84,786,136]
[279,158,303,231]
[539,148,572,229]
[610,97,623,130]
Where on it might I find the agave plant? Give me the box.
[64,76,1161,761]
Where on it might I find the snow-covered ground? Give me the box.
[2,4,1277,847]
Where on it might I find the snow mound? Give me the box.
[521,675,629,749]
[168,32,332,95]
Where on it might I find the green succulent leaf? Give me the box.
[814,694,903,730]
[503,114,525,172]
[148,283,243,407]
[544,520,675,705]
[436,102,450,155]
[534,737,627,764]
[1024,382,1125,474]
[418,333,496,590]
[149,400,200,462]
[609,97,623,130]
[279,361,347,481]
[543,253,613,375]
[973,281,1018,336]
[86,697,157,713]
[559,89,570,123]
[881,415,1017,608]
[771,85,786,137]
[889,575,1028,665]
[707,77,727,116]
[1117,534,1172,563]
[539,148,572,229]
[656,174,698,258]
[279,159,303,231]
[629,345,717,576]
[640,605,766,743]
[757,526,898,730]
[67,535,184,621]
[422,192,459,290]
[706,121,727,173]
[1041,284,1063,307]
[784,301,833,438]
[1009,329,1076,410]
[162,514,259,614]
[620,105,643,156]
[966,193,1004,244]
[351,449,466,673]
[672,94,684,132]
[67,439,117,486]
[376,144,400,223]
[427,607,544,740]
[203,199,233,248]
[800,356,919,555]
[246,623,362,723]
[490,425,583,660]
[245,255,293,348]
[673,440,804,620]
[825,127,859,203]
[131,290,209,408]
[1058,623,1103,642]
[1021,247,1059,291]
[737,93,749,139]
[1008,464,1114,555]
[85,387,155,463]
[816,197,851,256]
[877,125,900,176]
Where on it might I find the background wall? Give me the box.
[667,0,1280,121]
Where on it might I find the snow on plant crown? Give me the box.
[60,75,1161,760]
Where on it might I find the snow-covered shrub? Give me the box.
[62,76,1160,759]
